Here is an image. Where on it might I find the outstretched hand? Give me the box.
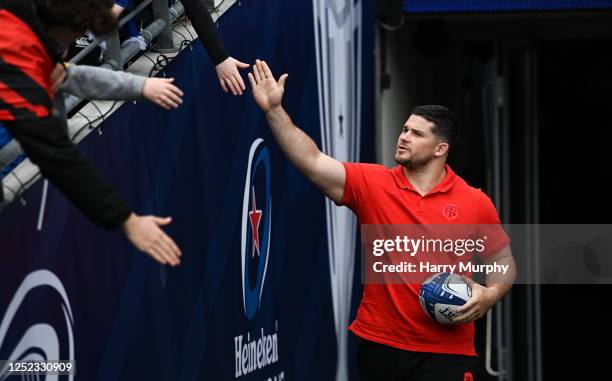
[248,59,288,112]
[121,213,182,266]
[142,78,184,110]
[215,57,250,95]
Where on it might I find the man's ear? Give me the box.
[434,142,449,157]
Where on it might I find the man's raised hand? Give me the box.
[248,59,288,112]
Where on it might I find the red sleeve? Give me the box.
[477,191,510,256]
[337,162,366,213]
[0,10,54,121]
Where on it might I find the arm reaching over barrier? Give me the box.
[56,64,184,110]
[248,59,345,203]
[2,116,182,266]
[0,0,182,266]
[181,0,249,95]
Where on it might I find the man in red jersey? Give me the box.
[248,59,516,380]
[0,0,181,266]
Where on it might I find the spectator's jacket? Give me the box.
[0,0,61,121]
[181,0,229,65]
[0,0,131,229]
[61,64,146,100]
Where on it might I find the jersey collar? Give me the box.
[393,164,456,195]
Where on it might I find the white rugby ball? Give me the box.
[419,272,472,324]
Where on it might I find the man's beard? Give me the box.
[395,153,431,169]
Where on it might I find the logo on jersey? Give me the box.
[463,371,474,381]
[442,203,459,220]
[241,138,272,320]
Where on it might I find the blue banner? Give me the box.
[0,0,374,380]
[404,0,612,13]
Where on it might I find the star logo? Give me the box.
[248,186,263,258]
[241,138,272,320]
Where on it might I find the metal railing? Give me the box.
[65,0,186,115]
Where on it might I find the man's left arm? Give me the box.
[453,245,517,324]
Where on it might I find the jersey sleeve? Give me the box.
[337,162,369,214]
[476,191,510,257]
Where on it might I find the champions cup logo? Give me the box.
[241,138,272,321]
[235,139,281,379]
[0,270,75,381]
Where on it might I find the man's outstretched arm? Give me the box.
[248,59,345,203]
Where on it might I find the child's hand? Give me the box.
[142,78,184,110]
[215,57,250,95]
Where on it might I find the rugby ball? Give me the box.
[419,272,472,324]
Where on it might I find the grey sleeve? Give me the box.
[61,65,146,101]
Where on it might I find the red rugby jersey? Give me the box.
[339,163,510,356]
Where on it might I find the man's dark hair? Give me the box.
[34,0,117,36]
[410,105,457,146]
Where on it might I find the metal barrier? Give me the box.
[65,0,186,114]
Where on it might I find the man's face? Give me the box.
[394,115,447,168]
